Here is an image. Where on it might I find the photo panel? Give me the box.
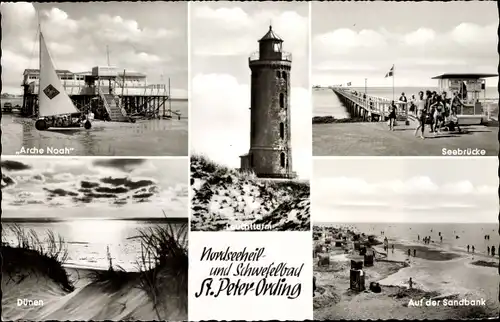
[1,2,188,156]
[190,1,312,232]
[1,157,189,321]
[312,157,499,320]
[311,1,498,156]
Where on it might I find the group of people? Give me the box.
[388,91,465,137]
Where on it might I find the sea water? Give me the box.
[2,218,188,271]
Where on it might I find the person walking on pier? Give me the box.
[388,101,397,131]
[414,91,426,139]
[399,92,408,112]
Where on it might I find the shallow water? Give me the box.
[1,100,188,156]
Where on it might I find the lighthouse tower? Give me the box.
[239,26,295,179]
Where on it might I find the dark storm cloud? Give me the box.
[93,159,146,171]
[1,160,31,171]
[81,181,100,189]
[2,174,16,189]
[100,177,155,190]
[43,188,79,197]
[95,186,129,194]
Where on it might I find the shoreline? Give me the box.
[313,225,499,320]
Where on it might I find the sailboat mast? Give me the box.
[38,23,42,116]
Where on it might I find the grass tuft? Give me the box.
[131,210,188,319]
[1,224,74,292]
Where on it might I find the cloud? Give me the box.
[1,158,188,217]
[313,22,498,87]
[1,2,186,95]
[191,73,311,179]
[1,160,32,171]
[312,176,497,223]
[192,4,308,57]
[93,159,146,171]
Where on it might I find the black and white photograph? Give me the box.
[189,2,311,232]
[1,157,188,321]
[312,157,499,320]
[1,2,188,156]
[311,1,498,156]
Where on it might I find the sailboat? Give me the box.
[35,29,91,131]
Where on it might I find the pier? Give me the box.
[330,87,412,124]
[312,86,498,156]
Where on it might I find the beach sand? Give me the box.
[313,227,499,320]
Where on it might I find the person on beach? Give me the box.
[409,277,413,289]
[414,91,426,139]
[407,249,411,256]
[491,246,496,257]
[430,96,444,134]
[451,91,464,115]
[392,244,394,253]
[409,94,416,114]
[472,245,475,253]
[388,101,397,131]
[418,234,420,241]
[467,245,470,252]
[425,91,435,132]
[440,236,443,243]
[487,246,490,255]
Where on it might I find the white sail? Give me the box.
[38,31,79,117]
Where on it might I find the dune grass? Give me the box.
[131,210,188,319]
[88,245,134,291]
[1,224,75,292]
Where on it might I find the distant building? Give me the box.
[240,26,296,179]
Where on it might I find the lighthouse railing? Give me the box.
[248,51,292,62]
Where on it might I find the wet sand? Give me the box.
[2,114,188,156]
[313,122,498,156]
[313,226,499,320]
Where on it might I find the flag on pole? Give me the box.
[385,65,394,78]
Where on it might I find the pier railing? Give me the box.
[332,87,409,122]
[332,87,499,122]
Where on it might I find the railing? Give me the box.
[333,87,498,121]
[97,86,113,118]
[248,51,292,62]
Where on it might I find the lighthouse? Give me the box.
[239,26,296,179]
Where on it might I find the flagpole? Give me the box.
[392,65,395,101]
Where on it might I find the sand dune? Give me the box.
[2,266,187,321]
[190,155,310,231]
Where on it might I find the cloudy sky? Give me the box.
[313,158,498,224]
[190,1,311,179]
[1,158,188,218]
[1,2,187,97]
[312,1,499,87]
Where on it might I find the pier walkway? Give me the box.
[331,87,413,124]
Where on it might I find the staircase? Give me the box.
[97,87,129,122]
